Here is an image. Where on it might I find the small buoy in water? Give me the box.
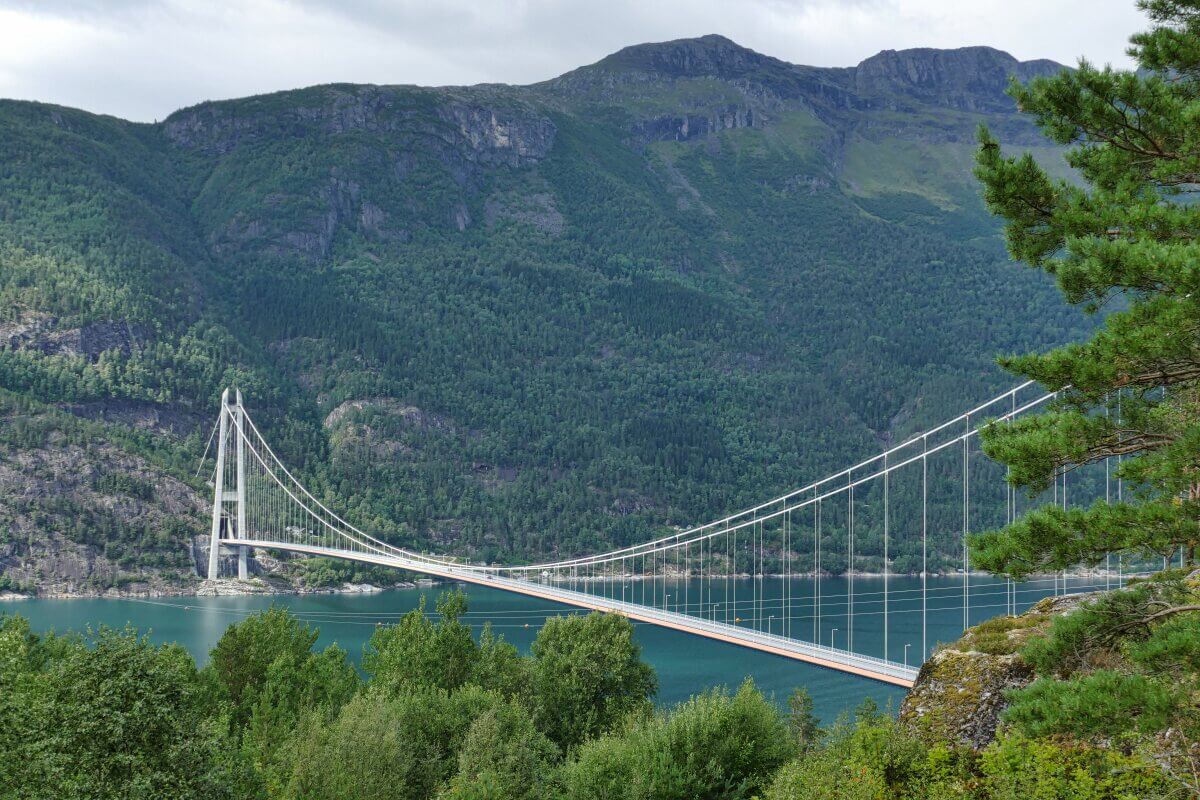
[524,623,529,628]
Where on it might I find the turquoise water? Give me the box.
[6,574,1106,722]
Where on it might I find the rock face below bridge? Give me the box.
[899,593,1096,750]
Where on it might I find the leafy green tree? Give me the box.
[2,624,244,800]
[470,622,529,699]
[207,605,355,741]
[364,590,513,694]
[285,685,500,800]
[972,0,1200,576]
[244,640,359,792]
[529,612,657,751]
[438,700,558,800]
[0,616,54,797]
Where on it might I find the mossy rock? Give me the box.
[900,648,1034,750]
[898,594,1096,750]
[956,612,1047,655]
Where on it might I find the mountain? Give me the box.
[0,37,1089,595]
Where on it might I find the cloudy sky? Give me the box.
[0,0,1146,122]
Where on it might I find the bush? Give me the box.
[761,702,965,800]
[1021,582,1192,676]
[979,735,1178,800]
[1127,612,1200,675]
[560,680,794,800]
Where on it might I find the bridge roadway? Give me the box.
[235,538,919,687]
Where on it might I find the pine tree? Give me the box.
[971,0,1200,577]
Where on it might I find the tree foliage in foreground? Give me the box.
[971,0,1200,576]
[0,616,244,800]
[5,579,1196,800]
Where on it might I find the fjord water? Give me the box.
[10,575,1102,721]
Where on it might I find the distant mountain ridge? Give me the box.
[0,36,1089,595]
[555,35,1063,109]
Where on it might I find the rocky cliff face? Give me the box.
[165,86,556,166]
[1,312,149,362]
[853,46,1063,112]
[0,438,206,597]
[165,85,557,260]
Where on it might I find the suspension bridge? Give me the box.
[204,384,1136,688]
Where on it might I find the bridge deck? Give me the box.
[235,539,918,687]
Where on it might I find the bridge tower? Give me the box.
[207,388,249,580]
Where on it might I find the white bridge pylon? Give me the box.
[205,383,1113,688]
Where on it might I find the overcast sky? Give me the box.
[0,0,1147,122]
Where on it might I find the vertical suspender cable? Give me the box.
[963,413,970,631]
[1061,470,1068,592]
[814,494,821,643]
[784,509,790,638]
[922,433,928,661]
[724,532,734,623]
[748,522,758,628]
[1009,390,1017,614]
[1117,392,1123,584]
[848,472,854,651]
[883,451,889,661]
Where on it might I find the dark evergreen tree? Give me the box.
[972,0,1200,576]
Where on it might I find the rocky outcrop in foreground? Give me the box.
[900,593,1095,749]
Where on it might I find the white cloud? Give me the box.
[0,0,1147,121]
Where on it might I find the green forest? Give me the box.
[0,20,1095,591]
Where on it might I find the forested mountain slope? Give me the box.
[0,37,1091,594]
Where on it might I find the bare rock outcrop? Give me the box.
[0,440,206,597]
[1,312,148,362]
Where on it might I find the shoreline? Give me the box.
[0,576,438,602]
[0,568,1124,602]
